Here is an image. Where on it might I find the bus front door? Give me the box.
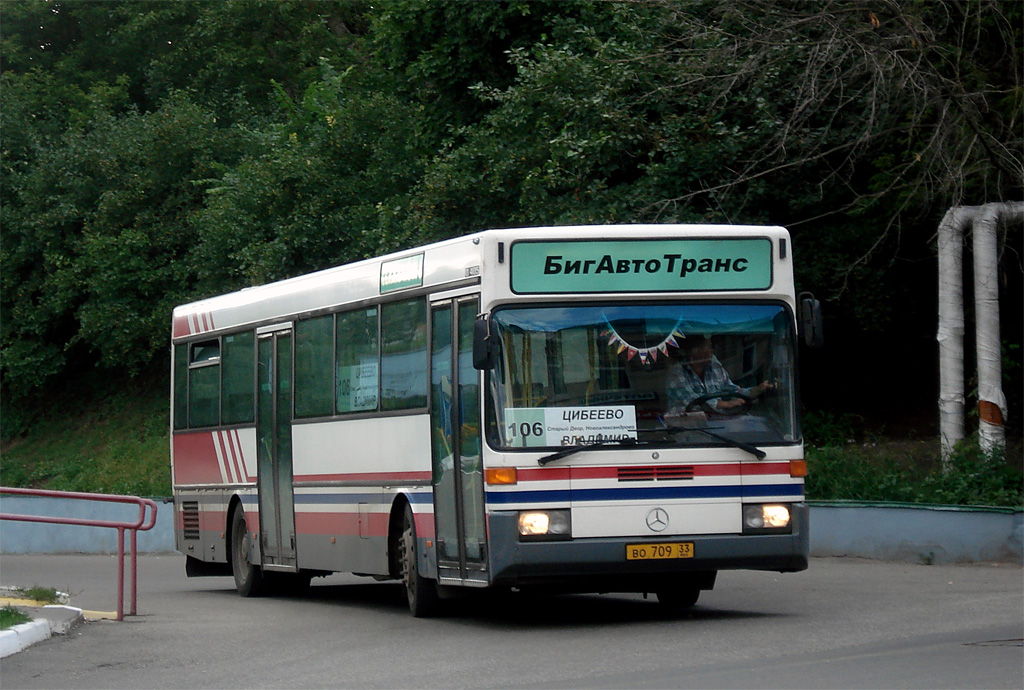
[430,297,488,586]
[256,328,298,571]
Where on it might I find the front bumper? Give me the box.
[487,502,809,591]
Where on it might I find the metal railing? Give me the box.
[0,487,158,621]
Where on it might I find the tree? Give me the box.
[1,93,237,403]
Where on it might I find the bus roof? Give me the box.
[172,224,790,340]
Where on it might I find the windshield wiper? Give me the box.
[690,427,766,460]
[538,435,639,466]
[656,424,766,460]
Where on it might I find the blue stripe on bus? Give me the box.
[484,483,803,504]
[249,485,801,508]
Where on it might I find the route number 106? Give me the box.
[507,422,544,439]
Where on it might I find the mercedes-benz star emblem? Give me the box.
[645,507,669,532]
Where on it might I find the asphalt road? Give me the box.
[0,554,1021,689]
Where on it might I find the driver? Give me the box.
[666,335,774,414]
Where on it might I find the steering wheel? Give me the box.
[685,390,752,416]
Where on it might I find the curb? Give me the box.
[0,592,85,658]
[0,619,51,658]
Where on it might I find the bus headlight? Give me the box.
[743,504,792,533]
[518,510,571,540]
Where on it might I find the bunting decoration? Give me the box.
[601,318,685,365]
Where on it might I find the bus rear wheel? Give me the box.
[399,504,439,617]
[231,507,266,597]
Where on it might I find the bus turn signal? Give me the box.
[485,467,518,485]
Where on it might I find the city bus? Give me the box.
[170,224,819,616]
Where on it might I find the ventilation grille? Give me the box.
[617,465,695,482]
[181,501,200,540]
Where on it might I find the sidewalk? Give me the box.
[1,588,80,659]
[0,587,115,659]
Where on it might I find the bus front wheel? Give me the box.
[399,504,439,617]
[231,507,266,597]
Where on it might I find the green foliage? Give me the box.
[805,439,1024,508]
[0,369,171,496]
[1,92,238,405]
[0,606,32,630]
[802,410,866,447]
[12,586,61,605]
[1,0,1021,452]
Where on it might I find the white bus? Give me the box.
[171,224,819,615]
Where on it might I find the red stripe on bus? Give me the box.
[742,462,794,476]
[515,462,794,483]
[230,429,254,481]
[172,314,192,338]
[173,507,228,532]
[295,471,433,483]
[214,429,241,483]
[173,432,225,485]
[294,512,384,538]
[214,431,232,483]
[293,510,436,539]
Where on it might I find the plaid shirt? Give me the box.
[666,355,742,413]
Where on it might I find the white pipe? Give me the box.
[937,206,971,464]
[973,202,1024,456]
[938,202,1023,465]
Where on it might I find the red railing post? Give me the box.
[0,487,159,621]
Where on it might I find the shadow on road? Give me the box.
[192,577,786,628]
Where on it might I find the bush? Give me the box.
[805,438,1024,508]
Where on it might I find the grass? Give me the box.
[802,411,1024,508]
[0,606,32,630]
[805,440,1024,508]
[11,586,62,605]
[0,370,172,497]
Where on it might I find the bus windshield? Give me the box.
[486,303,800,451]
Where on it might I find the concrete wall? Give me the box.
[809,502,1023,565]
[1,496,1021,564]
[0,496,176,554]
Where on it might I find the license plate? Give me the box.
[626,542,694,560]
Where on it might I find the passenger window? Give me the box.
[173,344,188,430]
[381,298,427,410]
[222,331,255,424]
[295,316,335,418]
[337,307,379,413]
[188,339,220,428]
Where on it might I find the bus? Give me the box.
[170,224,820,616]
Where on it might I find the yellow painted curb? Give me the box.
[0,596,51,608]
[81,610,117,621]
[2,597,115,621]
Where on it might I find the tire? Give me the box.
[399,503,440,617]
[655,586,700,612]
[230,506,266,597]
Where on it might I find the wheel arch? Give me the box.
[226,494,246,571]
[387,493,412,578]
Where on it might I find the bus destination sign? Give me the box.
[510,239,772,293]
[380,253,424,294]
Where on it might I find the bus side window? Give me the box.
[188,339,220,428]
[381,297,427,410]
[222,331,255,425]
[295,316,334,418]
[173,344,188,430]
[337,307,379,413]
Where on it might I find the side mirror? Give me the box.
[798,292,824,348]
[473,317,497,370]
